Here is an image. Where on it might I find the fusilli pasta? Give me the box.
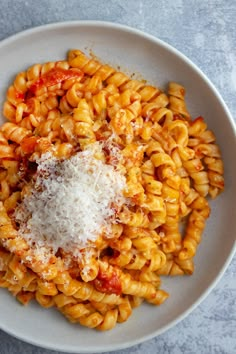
[0,50,224,331]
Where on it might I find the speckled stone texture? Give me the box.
[0,1,235,353]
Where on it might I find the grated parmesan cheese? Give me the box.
[14,142,126,261]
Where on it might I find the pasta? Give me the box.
[0,49,224,330]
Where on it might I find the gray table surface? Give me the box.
[0,1,235,353]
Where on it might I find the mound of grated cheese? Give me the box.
[15,143,126,259]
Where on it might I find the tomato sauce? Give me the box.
[93,270,122,295]
[20,136,39,154]
[15,91,25,100]
[29,67,83,94]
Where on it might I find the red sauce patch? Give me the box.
[93,270,122,295]
[29,67,83,94]
[20,136,39,154]
[15,90,25,100]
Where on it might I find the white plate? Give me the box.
[0,21,235,353]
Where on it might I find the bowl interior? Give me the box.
[0,22,235,353]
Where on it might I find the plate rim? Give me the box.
[0,20,235,353]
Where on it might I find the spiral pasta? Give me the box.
[0,49,224,331]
